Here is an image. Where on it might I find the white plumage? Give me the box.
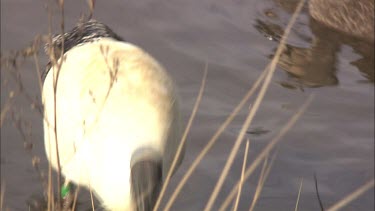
[42,21,183,210]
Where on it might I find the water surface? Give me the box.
[1,0,374,210]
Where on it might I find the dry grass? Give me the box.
[154,64,208,211]
[218,94,314,211]
[249,149,278,211]
[0,181,5,211]
[294,178,304,211]
[164,62,268,211]
[0,0,373,210]
[232,140,250,211]
[89,184,95,211]
[0,98,13,128]
[327,179,375,211]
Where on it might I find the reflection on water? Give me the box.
[255,0,374,88]
[309,0,374,42]
[1,0,374,210]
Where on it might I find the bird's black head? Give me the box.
[43,19,124,82]
[46,19,124,57]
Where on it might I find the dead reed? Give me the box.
[0,0,373,210]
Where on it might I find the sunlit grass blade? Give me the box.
[0,181,5,211]
[218,94,314,211]
[89,183,95,211]
[326,179,374,211]
[232,140,250,211]
[249,150,278,211]
[204,1,306,209]
[154,64,208,211]
[0,99,13,128]
[164,67,268,211]
[71,186,80,211]
[294,178,304,211]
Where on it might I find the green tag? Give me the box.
[61,184,71,198]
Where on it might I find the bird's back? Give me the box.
[43,37,181,210]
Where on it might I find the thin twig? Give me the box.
[218,94,313,211]
[83,48,120,135]
[50,1,66,208]
[0,98,13,128]
[154,63,208,211]
[204,1,305,209]
[0,181,5,211]
[248,153,269,211]
[327,179,374,211]
[164,66,268,211]
[249,149,278,211]
[71,186,80,211]
[232,140,250,211]
[46,1,54,210]
[32,37,45,104]
[294,178,304,211]
[89,183,95,211]
[314,173,324,211]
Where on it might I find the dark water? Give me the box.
[1,0,374,210]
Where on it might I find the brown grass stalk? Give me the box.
[204,0,305,209]
[0,181,5,210]
[164,65,268,211]
[89,183,95,211]
[248,150,278,211]
[154,63,208,211]
[232,140,250,211]
[44,0,67,208]
[218,94,314,211]
[247,152,268,211]
[326,179,374,211]
[71,186,80,211]
[294,178,304,211]
[0,99,13,128]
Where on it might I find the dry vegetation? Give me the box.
[0,0,373,210]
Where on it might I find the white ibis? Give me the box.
[42,19,183,211]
